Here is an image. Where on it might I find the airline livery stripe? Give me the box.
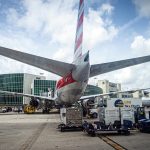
[79,0,83,7]
[75,32,83,52]
[78,0,84,19]
[74,0,84,61]
[75,14,83,45]
[75,53,82,59]
[74,44,82,58]
[77,11,84,29]
[75,46,82,58]
[75,23,83,42]
[56,73,76,89]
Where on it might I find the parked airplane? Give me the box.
[0,0,150,107]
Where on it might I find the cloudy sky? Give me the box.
[0,0,150,90]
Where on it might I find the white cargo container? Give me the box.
[121,107,135,124]
[60,107,83,126]
[104,108,120,125]
[99,107,135,125]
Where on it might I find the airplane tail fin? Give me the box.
[74,0,84,63]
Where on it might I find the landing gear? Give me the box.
[42,108,50,114]
[92,112,98,118]
[42,100,52,114]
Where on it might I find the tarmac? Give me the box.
[0,112,150,150]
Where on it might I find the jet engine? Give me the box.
[82,99,94,108]
[23,98,40,114]
[29,98,40,108]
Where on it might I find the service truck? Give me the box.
[83,107,134,136]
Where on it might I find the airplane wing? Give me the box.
[80,87,150,100]
[0,90,56,101]
[90,55,150,77]
[0,46,75,77]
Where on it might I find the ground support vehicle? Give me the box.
[136,107,150,132]
[83,107,134,136]
[83,121,130,137]
[58,107,83,132]
[99,107,135,128]
[88,108,98,118]
[23,105,36,114]
[138,119,150,132]
[0,108,7,113]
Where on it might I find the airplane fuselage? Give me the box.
[56,52,90,105]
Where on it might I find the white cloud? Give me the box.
[131,35,150,55]
[84,7,118,49]
[0,31,37,53]
[133,0,150,18]
[5,0,79,62]
[52,47,73,62]
[100,3,114,15]
[1,0,118,61]
[6,8,19,24]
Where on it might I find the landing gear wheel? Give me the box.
[61,127,65,132]
[93,113,97,118]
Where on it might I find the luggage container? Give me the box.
[59,107,83,131]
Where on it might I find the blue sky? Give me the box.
[0,0,150,89]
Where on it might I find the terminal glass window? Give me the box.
[84,85,103,96]
[34,80,56,96]
[0,74,24,106]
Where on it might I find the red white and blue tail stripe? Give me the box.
[74,0,84,62]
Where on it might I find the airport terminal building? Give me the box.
[0,73,102,106]
[0,73,45,106]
